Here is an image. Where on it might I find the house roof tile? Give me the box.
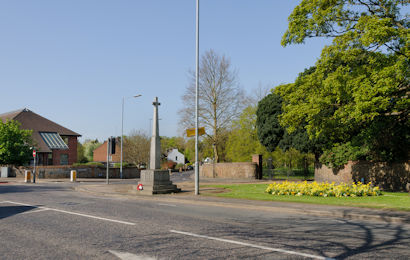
[0,108,81,153]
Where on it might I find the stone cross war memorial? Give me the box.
[136,97,180,195]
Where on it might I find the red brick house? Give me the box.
[0,108,81,165]
[93,140,121,163]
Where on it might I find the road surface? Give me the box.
[1,182,409,259]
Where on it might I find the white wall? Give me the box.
[167,149,185,165]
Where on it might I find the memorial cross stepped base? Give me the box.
[135,169,181,195]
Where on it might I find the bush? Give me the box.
[113,162,132,168]
[161,161,176,170]
[266,181,381,197]
[72,162,104,167]
[175,163,184,170]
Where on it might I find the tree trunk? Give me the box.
[213,142,219,163]
[213,101,219,163]
[303,156,309,179]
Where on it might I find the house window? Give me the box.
[48,153,53,165]
[60,154,69,165]
[175,156,178,161]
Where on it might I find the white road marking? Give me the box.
[2,201,37,207]
[4,201,135,226]
[170,230,335,260]
[20,208,50,215]
[109,250,157,260]
[47,207,136,225]
[157,203,176,207]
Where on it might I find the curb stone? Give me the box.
[74,184,410,225]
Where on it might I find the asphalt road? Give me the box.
[1,182,409,259]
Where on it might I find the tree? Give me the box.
[161,136,186,155]
[278,0,409,165]
[123,130,150,167]
[82,139,101,162]
[256,92,320,174]
[256,93,285,152]
[0,120,33,165]
[183,137,205,164]
[77,141,88,163]
[226,105,269,162]
[180,49,245,162]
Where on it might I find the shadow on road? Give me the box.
[0,205,37,219]
[198,215,410,259]
[0,185,66,194]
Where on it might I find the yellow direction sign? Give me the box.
[186,127,205,137]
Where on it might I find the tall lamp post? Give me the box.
[121,94,142,179]
[195,0,200,195]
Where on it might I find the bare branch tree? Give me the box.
[179,49,245,162]
[245,82,273,107]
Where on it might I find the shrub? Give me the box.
[266,181,381,197]
[73,162,104,167]
[161,161,176,170]
[175,163,184,169]
[113,162,131,168]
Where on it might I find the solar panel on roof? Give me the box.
[39,132,69,150]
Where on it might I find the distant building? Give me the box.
[93,139,121,163]
[0,108,81,165]
[167,148,185,165]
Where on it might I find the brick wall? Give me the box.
[52,136,78,165]
[93,141,121,163]
[200,162,257,179]
[8,165,140,179]
[315,161,410,191]
[252,154,263,179]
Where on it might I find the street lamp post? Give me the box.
[121,94,142,179]
[195,0,200,195]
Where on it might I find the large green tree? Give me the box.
[0,120,33,165]
[256,93,284,152]
[278,0,409,165]
[256,91,323,156]
[256,91,321,174]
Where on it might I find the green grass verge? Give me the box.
[264,175,314,181]
[202,183,410,211]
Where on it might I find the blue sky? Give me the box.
[0,0,330,142]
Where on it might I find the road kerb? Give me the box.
[74,184,409,225]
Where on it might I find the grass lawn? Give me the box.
[203,183,410,211]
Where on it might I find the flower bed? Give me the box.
[265,181,381,197]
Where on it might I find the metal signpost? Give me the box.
[106,138,111,184]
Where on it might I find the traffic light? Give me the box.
[111,137,116,154]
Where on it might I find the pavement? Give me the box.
[2,174,409,225]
